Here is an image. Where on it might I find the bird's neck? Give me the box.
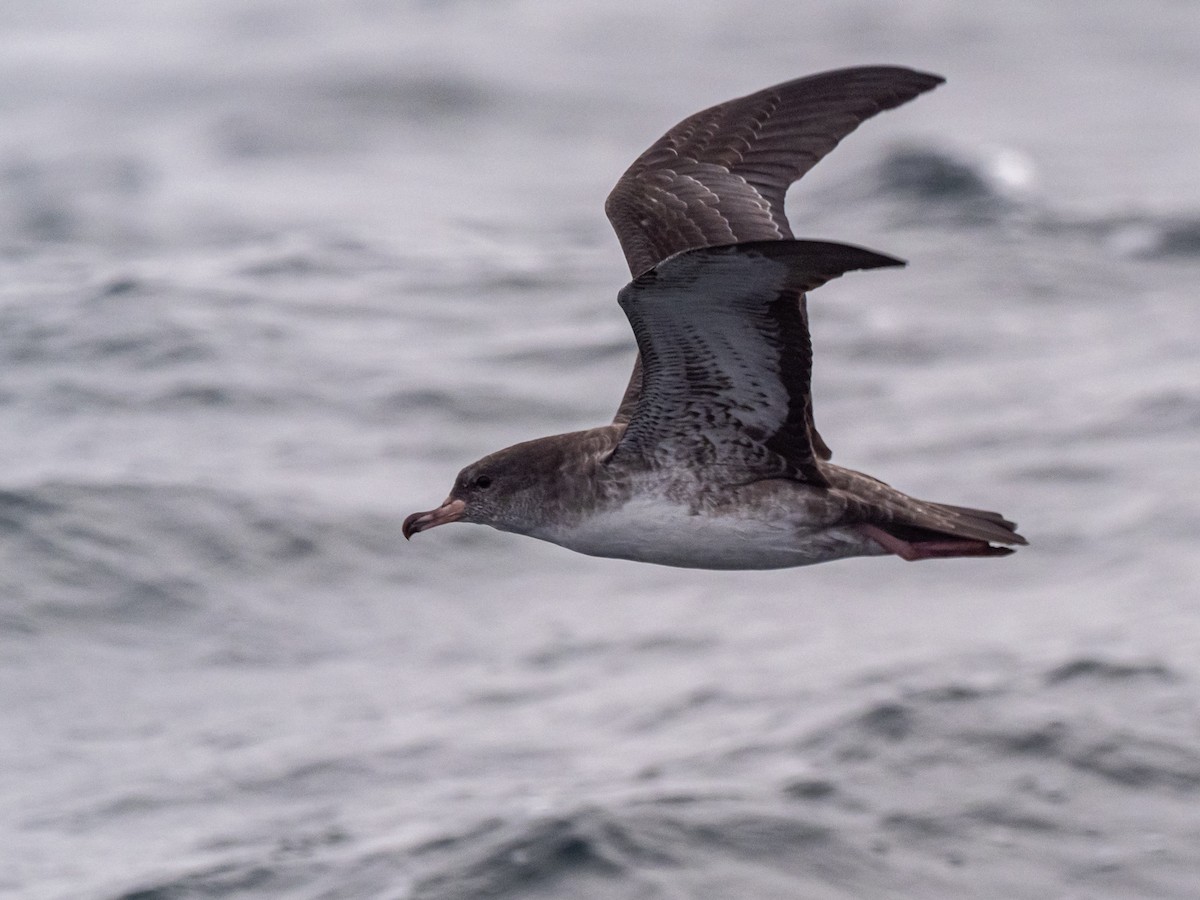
[519,425,630,534]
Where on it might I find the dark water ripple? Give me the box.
[294,660,1200,899]
[870,144,1200,261]
[86,656,1200,899]
[875,145,1022,225]
[0,481,403,637]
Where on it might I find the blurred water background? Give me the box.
[3,2,1200,898]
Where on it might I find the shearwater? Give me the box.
[403,66,1027,569]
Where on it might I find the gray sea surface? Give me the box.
[3,2,1200,898]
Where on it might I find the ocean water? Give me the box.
[3,2,1200,898]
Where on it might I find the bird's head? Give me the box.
[403,438,575,540]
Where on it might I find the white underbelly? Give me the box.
[541,497,877,570]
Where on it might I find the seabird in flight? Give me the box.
[404,66,1026,569]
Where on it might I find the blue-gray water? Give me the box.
[4,2,1200,898]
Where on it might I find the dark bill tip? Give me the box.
[402,499,465,540]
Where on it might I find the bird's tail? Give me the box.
[863,501,1027,561]
[825,465,1027,561]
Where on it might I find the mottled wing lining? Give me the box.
[612,355,642,427]
[614,241,903,483]
[796,293,832,461]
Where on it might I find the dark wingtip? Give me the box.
[908,68,947,88]
[874,65,946,92]
[637,239,910,297]
[852,248,907,270]
[821,65,946,105]
[734,239,908,287]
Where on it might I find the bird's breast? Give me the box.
[537,486,878,570]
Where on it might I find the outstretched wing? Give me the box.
[613,241,904,485]
[606,66,944,442]
[605,66,944,278]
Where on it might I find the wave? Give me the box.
[0,480,403,639]
[408,655,1200,899]
[0,152,151,245]
[868,143,1200,260]
[874,144,1029,224]
[99,653,1200,899]
[1062,212,1200,261]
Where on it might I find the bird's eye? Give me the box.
[474,475,492,489]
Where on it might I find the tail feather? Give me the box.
[823,464,1027,554]
[929,502,1019,531]
[886,501,1026,547]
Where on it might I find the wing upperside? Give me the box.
[606,65,943,276]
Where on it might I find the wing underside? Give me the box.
[614,241,904,483]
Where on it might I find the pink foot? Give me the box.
[859,524,1013,561]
